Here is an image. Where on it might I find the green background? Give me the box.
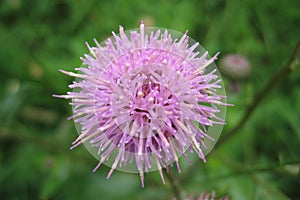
[0,0,299,199]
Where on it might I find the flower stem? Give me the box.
[180,41,300,183]
[164,169,184,200]
[219,40,300,145]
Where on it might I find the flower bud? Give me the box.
[219,54,251,81]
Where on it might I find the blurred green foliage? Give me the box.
[0,0,299,199]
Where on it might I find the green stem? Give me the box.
[218,40,300,145]
[164,169,184,200]
[180,41,300,183]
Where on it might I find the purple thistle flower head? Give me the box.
[54,22,230,187]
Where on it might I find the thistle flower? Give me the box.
[54,22,229,187]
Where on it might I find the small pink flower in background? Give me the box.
[219,54,251,81]
[54,22,229,187]
[219,54,251,92]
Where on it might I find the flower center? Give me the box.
[111,65,182,139]
[130,82,179,129]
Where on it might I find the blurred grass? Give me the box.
[0,0,300,199]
